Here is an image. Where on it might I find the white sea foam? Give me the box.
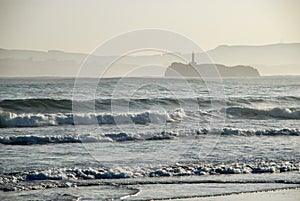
[0,109,186,128]
[0,127,298,145]
[1,160,299,191]
[1,106,299,128]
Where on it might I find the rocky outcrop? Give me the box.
[165,62,260,77]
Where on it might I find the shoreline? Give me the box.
[176,188,300,201]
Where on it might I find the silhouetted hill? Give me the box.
[196,43,300,75]
[206,43,300,65]
[0,43,299,76]
[0,49,87,63]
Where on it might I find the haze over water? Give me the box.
[1,0,300,200]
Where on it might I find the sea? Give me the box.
[0,76,299,200]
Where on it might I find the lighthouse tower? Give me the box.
[190,52,196,65]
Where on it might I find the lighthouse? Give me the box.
[190,52,196,65]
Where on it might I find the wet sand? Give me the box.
[178,189,300,201]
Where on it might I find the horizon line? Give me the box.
[1,42,300,56]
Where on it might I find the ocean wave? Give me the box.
[1,96,299,113]
[0,98,194,113]
[0,109,185,128]
[0,107,299,128]
[0,98,73,113]
[0,135,97,145]
[219,128,300,136]
[277,95,300,102]
[226,107,300,120]
[1,161,299,191]
[0,97,216,114]
[0,128,299,145]
[0,131,178,145]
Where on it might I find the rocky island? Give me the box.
[165,53,260,78]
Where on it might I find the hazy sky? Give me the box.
[0,0,300,53]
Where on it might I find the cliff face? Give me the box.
[165,62,260,78]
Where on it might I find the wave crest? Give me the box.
[226,107,300,119]
[0,128,299,145]
[0,109,185,128]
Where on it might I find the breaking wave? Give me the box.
[0,128,299,145]
[0,98,196,113]
[1,160,299,191]
[1,95,299,113]
[0,109,185,128]
[1,106,300,128]
[226,107,300,120]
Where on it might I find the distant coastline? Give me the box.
[0,43,299,77]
